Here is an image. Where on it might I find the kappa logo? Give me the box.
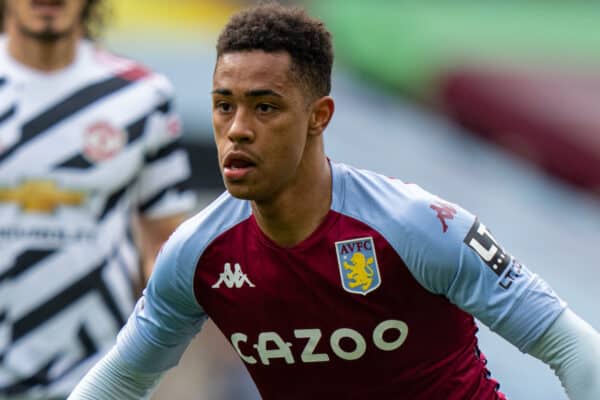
[430,201,457,233]
[212,263,256,289]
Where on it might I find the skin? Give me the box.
[212,50,335,247]
[136,214,187,282]
[4,0,86,70]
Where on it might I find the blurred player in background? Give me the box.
[0,0,195,398]
[68,2,600,399]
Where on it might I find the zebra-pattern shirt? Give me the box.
[0,36,196,399]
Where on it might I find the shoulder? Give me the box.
[0,35,8,70]
[146,192,251,310]
[0,38,10,97]
[158,192,252,273]
[86,42,175,101]
[333,162,475,243]
[332,162,478,293]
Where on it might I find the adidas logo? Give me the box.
[212,263,256,289]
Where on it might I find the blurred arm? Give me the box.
[528,308,600,400]
[136,213,187,280]
[68,348,164,400]
[134,74,196,282]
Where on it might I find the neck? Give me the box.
[6,24,80,71]
[252,150,332,248]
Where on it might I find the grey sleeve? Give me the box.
[528,308,600,400]
[67,347,164,400]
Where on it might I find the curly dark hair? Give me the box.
[0,0,110,40]
[216,1,333,99]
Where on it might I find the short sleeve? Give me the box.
[135,75,196,218]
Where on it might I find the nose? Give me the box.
[227,108,254,144]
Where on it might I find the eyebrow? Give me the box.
[211,88,283,98]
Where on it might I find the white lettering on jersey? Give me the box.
[330,328,367,360]
[231,333,257,364]
[254,332,294,365]
[294,329,330,363]
[212,263,255,289]
[373,319,409,350]
[231,319,409,365]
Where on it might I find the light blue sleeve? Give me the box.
[394,186,567,353]
[337,165,566,353]
[116,215,209,374]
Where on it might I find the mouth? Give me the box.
[31,0,66,17]
[223,152,257,181]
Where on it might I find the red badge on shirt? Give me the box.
[430,202,457,233]
[83,121,127,162]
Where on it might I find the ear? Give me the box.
[308,96,335,137]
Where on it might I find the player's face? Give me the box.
[212,51,314,201]
[4,0,87,41]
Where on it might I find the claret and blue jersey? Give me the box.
[117,161,565,399]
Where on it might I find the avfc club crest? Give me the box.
[335,237,381,295]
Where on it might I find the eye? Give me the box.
[256,103,277,113]
[214,101,233,113]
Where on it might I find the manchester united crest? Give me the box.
[83,121,127,162]
[335,237,381,295]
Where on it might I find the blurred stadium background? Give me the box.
[102,1,600,398]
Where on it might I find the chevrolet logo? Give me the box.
[0,180,85,213]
